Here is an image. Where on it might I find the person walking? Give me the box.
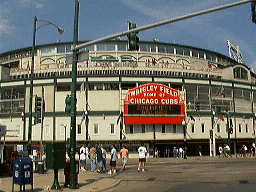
[138,144,147,172]
[173,147,178,158]
[90,145,96,172]
[108,144,117,175]
[79,144,86,171]
[120,146,129,170]
[198,146,202,157]
[100,144,107,172]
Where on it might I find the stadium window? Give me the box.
[199,52,204,59]
[97,44,106,51]
[57,46,65,53]
[56,85,71,92]
[110,124,115,135]
[246,124,248,133]
[162,125,166,133]
[176,48,183,55]
[183,49,190,56]
[238,124,242,133]
[66,46,71,52]
[130,125,134,134]
[192,50,199,58]
[85,46,94,51]
[142,125,146,133]
[151,45,156,52]
[158,46,166,53]
[191,124,195,133]
[166,46,174,54]
[173,124,177,133]
[94,124,99,135]
[217,124,220,133]
[106,44,115,51]
[118,44,127,51]
[77,124,82,135]
[201,124,205,133]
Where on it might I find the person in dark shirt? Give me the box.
[96,145,103,173]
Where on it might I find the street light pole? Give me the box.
[69,0,79,189]
[27,16,37,156]
[27,16,64,156]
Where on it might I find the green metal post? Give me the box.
[226,114,231,155]
[69,0,79,189]
[28,16,37,155]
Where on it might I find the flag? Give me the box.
[117,112,123,124]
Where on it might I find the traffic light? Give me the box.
[252,1,256,23]
[34,95,42,124]
[127,22,139,51]
[65,95,72,115]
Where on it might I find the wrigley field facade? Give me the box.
[0,40,255,159]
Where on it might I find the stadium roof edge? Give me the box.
[0,40,243,67]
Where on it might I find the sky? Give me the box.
[0,0,256,68]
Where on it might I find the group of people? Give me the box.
[173,147,188,159]
[79,144,130,175]
[79,144,148,174]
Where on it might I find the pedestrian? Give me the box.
[84,144,89,160]
[90,145,96,172]
[183,147,188,159]
[79,144,86,171]
[179,147,183,158]
[80,150,86,171]
[155,148,158,158]
[96,145,103,173]
[251,143,256,157]
[173,147,177,158]
[108,144,117,175]
[138,143,147,172]
[36,150,40,160]
[198,146,202,157]
[100,144,107,172]
[120,146,129,170]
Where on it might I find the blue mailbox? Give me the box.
[12,157,33,191]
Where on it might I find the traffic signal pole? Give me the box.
[69,0,79,189]
[75,0,253,51]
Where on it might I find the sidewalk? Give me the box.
[0,155,234,192]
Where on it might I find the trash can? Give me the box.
[38,160,44,174]
[12,157,33,191]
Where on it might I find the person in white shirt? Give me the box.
[138,144,147,172]
[79,144,87,171]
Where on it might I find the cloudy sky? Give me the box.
[0,0,256,68]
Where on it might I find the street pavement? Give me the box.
[0,155,255,191]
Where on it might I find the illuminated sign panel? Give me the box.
[123,83,185,124]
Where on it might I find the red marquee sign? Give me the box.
[123,83,185,124]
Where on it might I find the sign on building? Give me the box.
[123,83,185,124]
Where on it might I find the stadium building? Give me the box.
[0,40,255,159]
